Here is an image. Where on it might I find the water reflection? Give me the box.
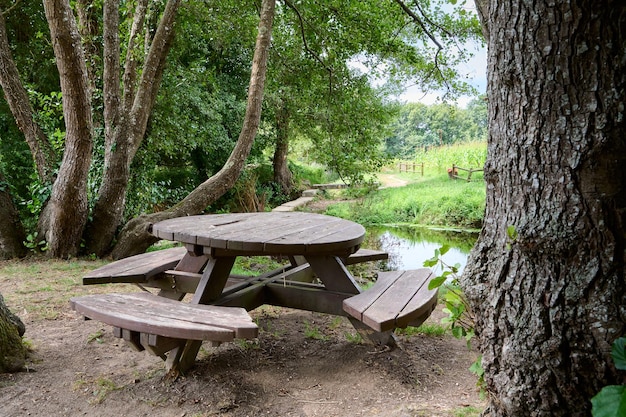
[365,226,478,274]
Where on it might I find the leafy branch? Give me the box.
[424,244,475,344]
[424,244,483,395]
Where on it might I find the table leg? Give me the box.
[192,256,236,304]
[158,252,209,300]
[306,255,397,347]
[165,255,236,374]
[305,255,361,294]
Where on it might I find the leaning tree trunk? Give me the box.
[463,1,626,416]
[40,0,93,258]
[84,0,180,257]
[0,293,26,373]
[111,0,276,259]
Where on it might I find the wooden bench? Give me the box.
[342,248,388,265]
[83,247,187,284]
[82,247,388,286]
[70,292,258,350]
[342,268,438,332]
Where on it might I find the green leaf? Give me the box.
[591,385,626,417]
[506,225,518,240]
[423,258,439,268]
[612,337,626,371]
[469,356,483,377]
[439,244,450,256]
[451,326,465,339]
[428,276,447,290]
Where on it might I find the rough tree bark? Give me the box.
[84,0,180,257]
[273,99,294,196]
[111,0,276,259]
[463,2,626,416]
[0,292,26,373]
[40,0,93,258]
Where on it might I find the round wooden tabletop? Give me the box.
[150,212,365,256]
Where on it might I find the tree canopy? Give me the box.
[0,0,482,259]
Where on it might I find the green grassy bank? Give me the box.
[326,175,485,230]
[323,142,487,230]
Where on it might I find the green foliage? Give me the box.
[592,337,626,417]
[23,232,48,253]
[386,99,487,159]
[413,141,487,172]
[304,321,328,341]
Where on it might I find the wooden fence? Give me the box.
[397,162,424,175]
[448,164,484,182]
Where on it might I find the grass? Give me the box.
[326,175,485,230]
[395,322,449,337]
[0,257,111,320]
[324,141,487,230]
[231,256,287,276]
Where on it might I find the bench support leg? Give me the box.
[306,255,396,347]
[165,340,203,377]
[348,319,397,348]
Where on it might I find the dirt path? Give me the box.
[378,173,409,188]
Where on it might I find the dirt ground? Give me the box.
[0,301,483,417]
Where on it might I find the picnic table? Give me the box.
[71,212,438,374]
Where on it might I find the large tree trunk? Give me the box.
[111,0,276,260]
[0,172,26,259]
[40,0,93,258]
[273,99,294,196]
[0,11,56,183]
[463,2,626,416]
[84,0,180,257]
[0,293,26,373]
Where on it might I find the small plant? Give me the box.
[591,337,626,417]
[23,232,48,253]
[344,331,363,344]
[304,321,328,341]
[424,245,474,344]
[234,338,260,350]
[396,323,448,337]
[91,377,123,404]
[87,329,105,344]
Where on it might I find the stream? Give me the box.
[366,226,478,275]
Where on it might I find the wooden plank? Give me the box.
[70,292,258,341]
[265,282,351,316]
[151,213,365,257]
[140,333,185,357]
[343,248,389,265]
[342,269,438,332]
[83,247,187,284]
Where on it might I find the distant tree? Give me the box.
[463,1,626,415]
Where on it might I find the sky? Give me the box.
[399,43,488,107]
